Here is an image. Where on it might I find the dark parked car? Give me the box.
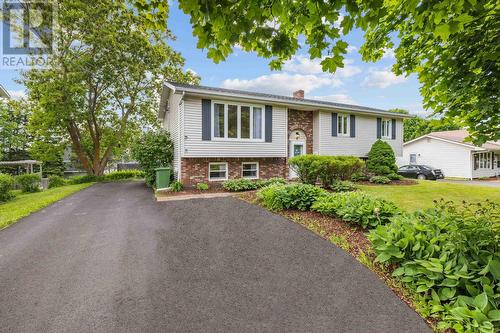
[397,165,444,180]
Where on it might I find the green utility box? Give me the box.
[155,167,171,190]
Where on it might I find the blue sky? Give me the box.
[1,1,426,115]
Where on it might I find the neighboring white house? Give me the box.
[159,82,410,185]
[402,130,500,179]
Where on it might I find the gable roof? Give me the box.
[404,129,500,150]
[161,81,413,119]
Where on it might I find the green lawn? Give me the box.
[359,180,500,211]
[0,183,93,229]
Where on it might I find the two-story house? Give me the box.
[159,82,410,185]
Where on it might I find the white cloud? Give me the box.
[310,94,356,105]
[382,48,395,59]
[222,73,342,96]
[347,45,358,53]
[186,68,198,76]
[7,89,26,100]
[361,69,406,88]
[283,55,361,78]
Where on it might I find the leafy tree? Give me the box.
[132,130,174,187]
[403,117,460,142]
[138,0,498,144]
[0,99,31,162]
[23,0,198,176]
[366,140,397,176]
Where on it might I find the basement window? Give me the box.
[209,162,228,181]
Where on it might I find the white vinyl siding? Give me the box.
[164,92,184,179]
[318,111,403,157]
[183,97,287,157]
[402,137,473,178]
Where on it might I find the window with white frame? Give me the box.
[242,162,259,179]
[212,102,264,140]
[209,162,228,181]
[473,152,492,170]
[337,114,349,136]
[409,154,417,164]
[381,118,391,139]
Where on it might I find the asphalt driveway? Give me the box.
[0,182,430,332]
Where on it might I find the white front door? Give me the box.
[289,140,305,179]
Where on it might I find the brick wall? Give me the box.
[181,157,287,185]
[288,109,314,154]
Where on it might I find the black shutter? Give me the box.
[332,113,338,137]
[391,119,396,140]
[376,118,382,139]
[265,105,272,142]
[201,99,211,141]
[350,115,355,137]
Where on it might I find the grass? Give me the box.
[0,183,93,229]
[359,180,500,211]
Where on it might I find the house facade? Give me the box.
[160,82,410,185]
[402,130,500,179]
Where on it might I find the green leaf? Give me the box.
[488,310,500,321]
[488,260,500,280]
[473,293,488,311]
[433,24,450,40]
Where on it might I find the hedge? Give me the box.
[0,173,14,202]
[288,155,364,186]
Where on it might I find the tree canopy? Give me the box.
[23,0,198,176]
[137,0,498,144]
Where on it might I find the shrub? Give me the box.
[351,172,369,182]
[369,200,500,332]
[289,155,364,186]
[387,173,403,180]
[171,181,183,192]
[369,176,391,184]
[257,183,327,211]
[223,178,258,192]
[254,177,287,188]
[104,170,145,181]
[0,173,14,202]
[69,174,104,184]
[288,155,322,184]
[312,192,399,228]
[132,130,173,187]
[366,140,398,175]
[16,174,41,193]
[330,180,357,192]
[48,175,66,188]
[196,182,209,191]
[316,156,365,186]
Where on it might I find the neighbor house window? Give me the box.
[409,154,417,165]
[209,162,228,181]
[474,152,492,170]
[381,119,391,139]
[212,101,264,140]
[337,114,349,136]
[242,162,259,179]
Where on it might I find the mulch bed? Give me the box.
[357,179,418,186]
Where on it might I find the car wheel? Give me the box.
[417,174,426,180]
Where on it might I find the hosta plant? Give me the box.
[257,183,327,211]
[369,200,500,332]
[311,192,399,228]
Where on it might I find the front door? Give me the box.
[289,140,305,179]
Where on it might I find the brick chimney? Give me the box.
[293,89,304,99]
